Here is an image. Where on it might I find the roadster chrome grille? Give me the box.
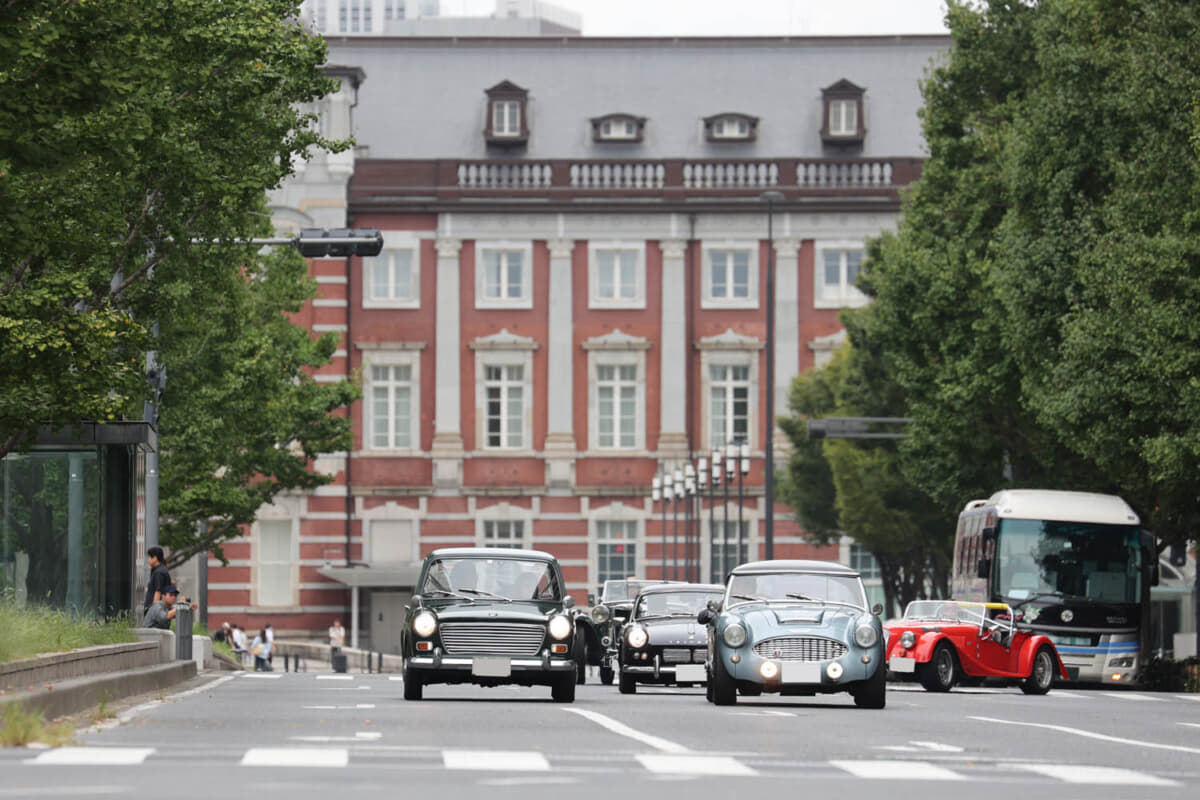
[661,648,702,664]
[439,622,545,656]
[753,636,847,662]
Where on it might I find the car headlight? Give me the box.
[899,631,916,649]
[626,625,649,649]
[591,605,611,624]
[413,611,437,638]
[855,622,878,648]
[723,622,747,648]
[548,614,573,641]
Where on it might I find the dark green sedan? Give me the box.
[401,547,578,702]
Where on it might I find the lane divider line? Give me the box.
[636,753,756,777]
[1010,763,1178,786]
[831,760,964,781]
[562,708,691,754]
[241,748,348,768]
[443,750,550,771]
[969,716,1200,755]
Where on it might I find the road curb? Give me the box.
[0,661,198,721]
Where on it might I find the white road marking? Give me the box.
[240,673,282,679]
[0,788,130,796]
[316,675,355,681]
[240,748,348,768]
[1178,722,1200,729]
[877,741,964,753]
[1047,690,1088,698]
[26,748,155,766]
[1011,764,1178,786]
[479,777,579,786]
[1175,694,1200,702]
[730,710,795,717]
[388,676,405,681]
[562,708,691,754]
[831,760,965,780]
[302,704,375,710]
[970,716,1200,755]
[443,750,550,771]
[1108,692,1167,702]
[637,754,756,776]
[289,732,382,743]
[318,685,371,691]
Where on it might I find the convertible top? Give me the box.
[636,582,724,595]
[731,559,860,577]
[426,547,558,562]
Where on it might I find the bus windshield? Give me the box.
[995,519,1142,604]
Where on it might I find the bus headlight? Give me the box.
[413,611,437,638]
[1108,656,1135,669]
[548,614,573,641]
[626,625,649,649]
[854,622,878,648]
[723,622,747,648]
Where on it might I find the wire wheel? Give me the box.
[1021,646,1056,695]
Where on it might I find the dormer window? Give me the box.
[591,113,646,143]
[821,79,866,146]
[703,113,758,142]
[484,80,529,147]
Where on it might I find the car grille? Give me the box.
[661,648,703,664]
[753,636,847,662]
[439,622,545,656]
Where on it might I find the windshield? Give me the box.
[635,591,722,618]
[421,557,562,601]
[726,572,867,609]
[996,519,1142,604]
[602,580,657,604]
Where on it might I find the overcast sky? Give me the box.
[446,0,951,36]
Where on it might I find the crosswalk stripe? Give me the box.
[240,673,282,679]
[241,748,348,768]
[1176,694,1200,702]
[316,674,355,681]
[831,760,965,781]
[26,747,155,766]
[443,750,550,771]
[1012,764,1178,786]
[1108,692,1167,703]
[1048,690,1088,698]
[637,754,756,776]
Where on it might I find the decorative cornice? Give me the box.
[356,341,427,351]
[548,238,575,259]
[808,328,848,351]
[468,328,540,351]
[435,237,462,257]
[695,327,765,351]
[660,239,687,260]
[581,329,652,352]
[773,238,801,257]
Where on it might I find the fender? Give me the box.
[1017,634,1069,680]
[909,630,949,664]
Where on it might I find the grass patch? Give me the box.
[193,622,241,666]
[0,598,137,664]
[0,704,75,748]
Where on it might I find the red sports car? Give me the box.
[884,600,1067,693]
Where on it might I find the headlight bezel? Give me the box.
[899,630,916,649]
[722,621,747,648]
[548,614,573,641]
[413,610,438,638]
[626,625,649,649]
[591,605,611,624]
[854,620,878,649]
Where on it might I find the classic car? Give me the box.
[884,600,1067,694]
[400,547,578,702]
[617,583,725,693]
[589,578,675,685]
[698,560,887,708]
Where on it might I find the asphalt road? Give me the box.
[2,671,1199,800]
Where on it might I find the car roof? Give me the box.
[426,547,557,562]
[636,582,725,595]
[731,559,860,577]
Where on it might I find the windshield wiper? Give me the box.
[1012,591,1072,607]
[423,589,474,602]
[636,612,688,620]
[786,593,817,601]
[457,588,514,602]
[730,593,767,603]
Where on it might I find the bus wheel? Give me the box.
[1021,646,1056,695]
[918,642,957,692]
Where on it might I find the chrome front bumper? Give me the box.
[408,656,575,672]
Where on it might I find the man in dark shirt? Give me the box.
[144,546,171,615]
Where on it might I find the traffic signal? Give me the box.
[295,228,384,258]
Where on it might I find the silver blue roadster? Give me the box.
[698,559,887,708]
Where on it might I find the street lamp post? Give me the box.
[738,441,750,564]
[709,450,721,583]
[724,443,735,580]
[684,463,697,583]
[760,190,784,560]
[673,466,684,580]
[651,474,662,580]
[660,470,672,580]
[696,457,708,584]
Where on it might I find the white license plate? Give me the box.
[472,657,511,677]
[674,664,706,682]
[890,656,916,674]
[781,662,821,683]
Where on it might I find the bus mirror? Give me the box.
[981,525,996,541]
[976,558,991,580]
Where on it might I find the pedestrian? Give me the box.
[213,621,231,644]
[328,619,346,654]
[231,625,249,665]
[143,546,171,616]
[141,585,195,630]
[250,628,272,671]
[265,622,275,665]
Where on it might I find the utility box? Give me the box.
[176,604,194,660]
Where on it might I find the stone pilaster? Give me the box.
[545,238,577,490]
[657,239,689,459]
[773,237,801,445]
[432,237,464,491]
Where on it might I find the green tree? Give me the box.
[0,1,337,457]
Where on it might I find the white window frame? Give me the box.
[702,242,759,309]
[590,357,642,451]
[476,503,533,549]
[814,241,868,309]
[701,351,757,452]
[475,241,533,309]
[828,98,859,136]
[475,350,534,452]
[491,100,522,138]
[363,232,420,309]
[364,350,420,453]
[711,116,751,140]
[599,118,638,140]
[588,503,645,595]
[588,242,646,309]
[253,517,299,608]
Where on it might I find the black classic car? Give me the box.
[401,548,578,702]
[589,578,674,685]
[617,583,724,693]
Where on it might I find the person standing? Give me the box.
[250,628,272,671]
[143,547,171,616]
[231,625,249,665]
[328,619,346,654]
[264,622,275,666]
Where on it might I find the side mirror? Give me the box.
[697,609,714,625]
[410,595,422,603]
[976,558,991,580]
[706,599,721,613]
[587,593,596,607]
[871,603,883,616]
[981,525,996,542]
[563,595,576,610]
